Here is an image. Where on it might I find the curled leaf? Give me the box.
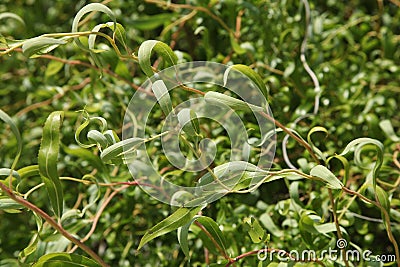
[138,40,178,77]
[38,111,64,218]
[223,64,269,101]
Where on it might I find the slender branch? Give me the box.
[260,111,320,164]
[328,188,349,267]
[16,77,91,117]
[0,182,109,267]
[342,186,400,267]
[194,221,231,260]
[390,0,400,7]
[146,0,233,35]
[70,185,129,253]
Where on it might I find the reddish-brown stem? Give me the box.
[194,221,231,260]
[342,186,400,267]
[16,77,91,117]
[0,182,109,267]
[260,111,320,164]
[70,185,129,253]
[328,188,349,267]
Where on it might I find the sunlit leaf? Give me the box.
[307,126,328,162]
[152,80,173,116]
[204,91,264,113]
[71,3,116,51]
[310,165,343,189]
[22,37,68,58]
[138,206,202,250]
[100,137,145,163]
[223,64,269,102]
[379,119,399,142]
[138,40,178,77]
[32,253,101,267]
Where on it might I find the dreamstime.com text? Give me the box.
[257,239,397,263]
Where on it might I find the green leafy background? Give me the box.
[0,0,399,266]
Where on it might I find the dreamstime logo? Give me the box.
[257,238,397,263]
[122,61,276,206]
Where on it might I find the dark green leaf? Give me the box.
[138,206,202,250]
[38,111,64,218]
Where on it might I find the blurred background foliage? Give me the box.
[0,0,399,266]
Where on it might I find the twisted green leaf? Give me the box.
[152,80,173,116]
[71,3,116,51]
[38,111,64,218]
[138,40,178,77]
[223,64,269,101]
[100,137,144,163]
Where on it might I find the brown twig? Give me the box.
[70,185,129,253]
[0,182,109,267]
[194,221,231,260]
[389,0,400,7]
[328,188,349,267]
[16,77,91,117]
[260,111,320,164]
[146,0,233,35]
[342,186,400,267]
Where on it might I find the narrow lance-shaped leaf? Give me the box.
[32,253,101,267]
[71,3,116,70]
[310,165,343,190]
[178,216,228,259]
[0,12,25,25]
[138,206,202,250]
[0,197,24,211]
[87,130,108,149]
[88,22,127,52]
[177,108,200,137]
[22,37,68,58]
[38,111,64,218]
[152,80,173,116]
[223,64,269,102]
[100,137,145,164]
[379,119,400,142]
[0,109,22,170]
[204,91,264,113]
[138,40,178,77]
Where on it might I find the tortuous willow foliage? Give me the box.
[0,1,399,266]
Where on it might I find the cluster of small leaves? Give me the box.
[0,1,399,267]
